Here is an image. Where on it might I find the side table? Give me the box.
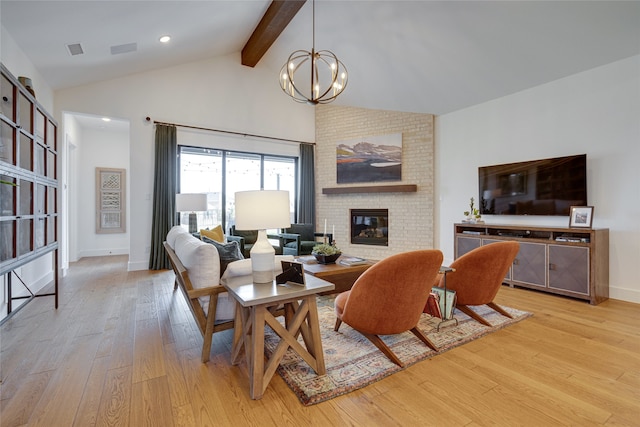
[436,266,458,331]
[223,274,334,399]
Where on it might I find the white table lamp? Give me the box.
[235,190,291,284]
[176,193,208,233]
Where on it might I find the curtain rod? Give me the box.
[145,117,314,146]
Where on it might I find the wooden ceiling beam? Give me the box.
[241,0,306,67]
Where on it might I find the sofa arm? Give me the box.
[221,255,295,284]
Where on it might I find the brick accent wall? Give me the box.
[315,105,435,259]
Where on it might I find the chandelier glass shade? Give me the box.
[279,1,348,105]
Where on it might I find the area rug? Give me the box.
[263,297,531,405]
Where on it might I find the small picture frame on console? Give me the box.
[569,206,594,228]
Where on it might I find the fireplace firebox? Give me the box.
[351,209,388,246]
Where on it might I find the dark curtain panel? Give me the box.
[149,124,177,270]
[297,143,315,226]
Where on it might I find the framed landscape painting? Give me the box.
[336,133,402,184]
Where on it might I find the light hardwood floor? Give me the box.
[1,255,638,426]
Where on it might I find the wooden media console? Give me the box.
[454,223,609,304]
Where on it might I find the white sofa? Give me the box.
[166,226,236,321]
[164,225,292,362]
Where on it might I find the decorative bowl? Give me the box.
[313,253,341,264]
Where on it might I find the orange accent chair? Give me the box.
[436,241,520,326]
[334,250,444,367]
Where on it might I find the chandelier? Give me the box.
[279,0,348,105]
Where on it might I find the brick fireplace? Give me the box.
[315,105,435,259]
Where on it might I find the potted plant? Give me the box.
[463,197,482,223]
[312,243,342,264]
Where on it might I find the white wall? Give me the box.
[54,53,315,271]
[1,25,53,112]
[77,125,130,258]
[177,128,299,158]
[436,55,640,303]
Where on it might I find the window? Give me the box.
[179,146,297,233]
[264,156,296,224]
[179,148,223,230]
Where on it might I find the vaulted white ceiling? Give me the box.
[2,1,639,115]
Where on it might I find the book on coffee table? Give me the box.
[339,256,367,266]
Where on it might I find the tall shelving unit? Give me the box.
[1,63,59,320]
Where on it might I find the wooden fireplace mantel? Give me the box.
[322,184,417,194]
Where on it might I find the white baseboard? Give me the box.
[128,260,149,271]
[78,248,128,258]
[609,286,640,304]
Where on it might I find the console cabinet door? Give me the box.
[548,245,589,296]
[455,236,481,258]
[512,242,546,288]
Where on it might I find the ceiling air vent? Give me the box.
[66,43,84,56]
[110,42,137,55]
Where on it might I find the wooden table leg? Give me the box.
[249,306,266,399]
[294,299,315,357]
[231,302,244,365]
[238,295,329,399]
[305,295,326,375]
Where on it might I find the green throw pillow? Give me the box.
[201,236,244,275]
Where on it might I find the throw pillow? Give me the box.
[201,236,244,275]
[200,225,224,243]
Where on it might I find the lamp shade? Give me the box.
[235,190,291,230]
[175,193,207,212]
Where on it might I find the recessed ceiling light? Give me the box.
[159,35,171,43]
[102,117,111,122]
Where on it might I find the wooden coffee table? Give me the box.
[299,255,375,295]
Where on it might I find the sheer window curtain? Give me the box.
[297,143,315,226]
[149,124,177,270]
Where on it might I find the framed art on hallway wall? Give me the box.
[96,167,126,234]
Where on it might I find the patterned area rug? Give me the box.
[264,297,532,405]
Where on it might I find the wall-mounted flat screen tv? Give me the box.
[478,154,587,216]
